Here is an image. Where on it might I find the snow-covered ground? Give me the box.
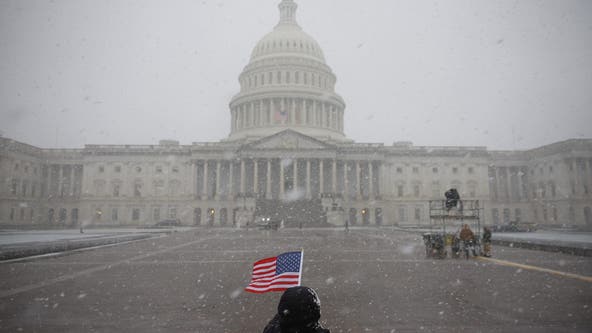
[0,228,189,246]
[493,231,592,247]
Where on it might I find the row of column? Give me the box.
[194,159,379,201]
[45,164,83,197]
[490,166,528,202]
[231,98,343,132]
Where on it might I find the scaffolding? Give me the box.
[429,200,482,236]
[424,200,483,258]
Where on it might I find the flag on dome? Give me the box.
[274,109,289,124]
[245,251,303,294]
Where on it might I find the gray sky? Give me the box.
[1,0,591,150]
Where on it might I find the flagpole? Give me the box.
[298,248,304,286]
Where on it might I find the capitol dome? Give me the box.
[249,21,326,63]
[227,0,348,143]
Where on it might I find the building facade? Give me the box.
[1,0,591,228]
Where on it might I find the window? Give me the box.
[172,166,179,173]
[492,208,500,224]
[468,167,474,174]
[113,183,120,197]
[112,208,118,221]
[98,166,104,173]
[59,208,67,223]
[515,208,522,222]
[156,166,163,173]
[431,181,440,198]
[10,207,15,221]
[414,208,421,221]
[396,167,403,173]
[115,165,121,173]
[71,208,78,225]
[94,180,106,196]
[20,208,25,220]
[168,207,177,219]
[153,208,160,221]
[135,166,142,173]
[11,179,18,195]
[134,182,142,197]
[132,208,140,221]
[452,167,458,174]
[154,180,165,196]
[413,184,420,197]
[397,185,404,197]
[398,207,407,222]
[412,167,419,174]
[503,208,510,223]
[432,167,438,173]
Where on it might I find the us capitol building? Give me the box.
[1,0,591,228]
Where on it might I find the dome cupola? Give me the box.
[227,0,348,143]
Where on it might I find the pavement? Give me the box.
[0,228,590,332]
[1,227,591,261]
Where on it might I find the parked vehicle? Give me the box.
[255,216,281,230]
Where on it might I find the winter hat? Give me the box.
[277,286,322,329]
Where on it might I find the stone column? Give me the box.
[253,159,259,194]
[312,101,317,126]
[190,161,197,198]
[240,159,245,194]
[319,159,324,195]
[266,159,272,199]
[369,161,374,199]
[306,159,311,199]
[280,160,285,197]
[291,98,296,124]
[344,161,349,200]
[58,165,64,197]
[356,161,361,199]
[203,160,208,198]
[332,159,337,193]
[293,159,298,190]
[215,160,221,199]
[69,166,75,196]
[229,162,234,197]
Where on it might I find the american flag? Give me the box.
[274,109,288,123]
[245,251,303,294]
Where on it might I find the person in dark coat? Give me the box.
[482,226,492,257]
[263,286,330,333]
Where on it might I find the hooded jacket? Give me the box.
[263,287,330,333]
